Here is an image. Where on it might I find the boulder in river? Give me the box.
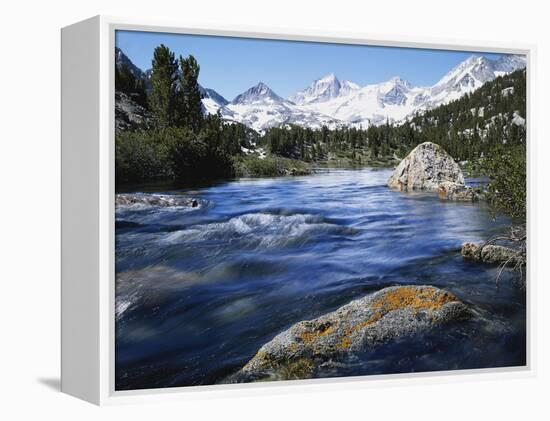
[232,285,470,382]
[115,193,199,208]
[438,181,480,202]
[388,142,465,192]
[461,242,520,265]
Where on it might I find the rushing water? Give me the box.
[115,168,526,390]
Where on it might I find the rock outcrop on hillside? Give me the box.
[230,285,470,382]
[388,142,465,192]
[115,91,152,132]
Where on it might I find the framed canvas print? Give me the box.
[61,16,532,405]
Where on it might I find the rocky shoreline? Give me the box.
[461,242,522,266]
[387,142,523,269]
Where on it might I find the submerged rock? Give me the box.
[232,285,470,382]
[438,181,480,202]
[388,142,465,192]
[116,193,199,208]
[461,242,520,265]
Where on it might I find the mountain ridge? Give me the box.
[115,48,526,132]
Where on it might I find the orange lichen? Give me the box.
[278,358,315,380]
[336,287,457,350]
[243,350,269,371]
[371,286,457,314]
[337,314,380,349]
[299,324,335,344]
[340,337,352,349]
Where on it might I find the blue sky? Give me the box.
[116,30,506,101]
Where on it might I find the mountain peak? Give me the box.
[493,54,527,72]
[319,73,338,82]
[340,80,361,95]
[232,82,284,105]
[289,73,361,105]
[464,54,486,63]
[459,55,494,74]
[431,55,494,97]
[387,76,413,89]
[115,47,145,79]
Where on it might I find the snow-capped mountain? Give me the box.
[493,55,527,73]
[214,82,342,132]
[290,55,525,128]
[115,47,145,79]
[296,76,426,127]
[198,85,229,115]
[289,73,360,105]
[428,55,506,105]
[232,82,285,105]
[340,80,362,97]
[115,47,526,132]
[428,55,526,107]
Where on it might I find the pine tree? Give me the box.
[179,55,204,132]
[149,45,179,128]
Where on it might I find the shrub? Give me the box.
[115,127,236,184]
[481,144,526,221]
[115,130,172,183]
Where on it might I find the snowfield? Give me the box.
[199,54,526,132]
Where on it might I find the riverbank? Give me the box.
[116,151,402,191]
[235,147,406,178]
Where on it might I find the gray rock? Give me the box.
[438,181,480,201]
[231,285,470,382]
[115,91,152,132]
[388,142,464,192]
[461,242,519,264]
[116,193,199,208]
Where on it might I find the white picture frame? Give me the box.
[61,15,535,405]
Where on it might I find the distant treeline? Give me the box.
[261,70,526,164]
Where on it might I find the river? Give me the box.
[114,168,526,390]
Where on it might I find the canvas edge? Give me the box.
[61,15,102,405]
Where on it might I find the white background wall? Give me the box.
[1,0,548,419]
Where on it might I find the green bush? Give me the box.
[115,130,172,183]
[162,127,235,179]
[481,144,526,221]
[115,127,235,184]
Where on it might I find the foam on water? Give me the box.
[161,211,358,249]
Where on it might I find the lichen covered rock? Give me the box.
[461,242,520,264]
[232,285,470,382]
[438,181,480,201]
[388,142,465,192]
